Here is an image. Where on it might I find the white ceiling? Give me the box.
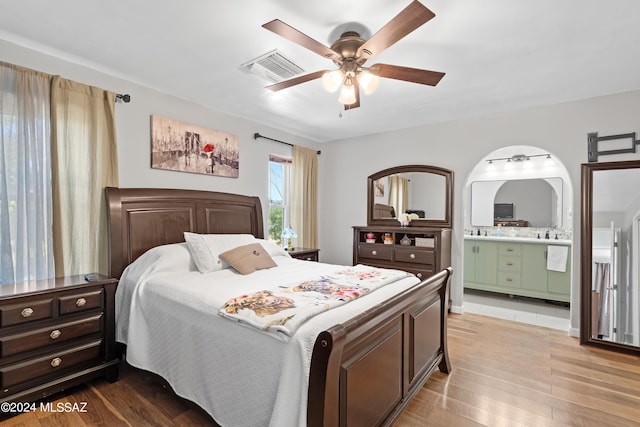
[1,0,640,143]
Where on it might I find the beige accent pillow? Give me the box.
[219,243,277,275]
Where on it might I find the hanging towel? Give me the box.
[547,245,568,272]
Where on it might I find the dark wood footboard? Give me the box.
[307,267,452,427]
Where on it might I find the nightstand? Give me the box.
[0,274,120,406]
[287,248,319,262]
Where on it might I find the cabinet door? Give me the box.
[475,241,498,285]
[521,244,548,292]
[548,246,571,296]
[463,240,477,282]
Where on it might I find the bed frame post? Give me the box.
[307,327,346,427]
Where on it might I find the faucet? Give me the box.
[545,229,550,239]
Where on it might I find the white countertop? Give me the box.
[464,235,572,245]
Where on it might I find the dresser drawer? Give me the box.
[0,299,54,328]
[498,271,521,288]
[59,289,103,315]
[0,314,103,358]
[358,245,393,262]
[498,255,521,272]
[394,247,434,265]
[0,340,102,389]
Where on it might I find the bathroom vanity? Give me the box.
[464,236,571,302]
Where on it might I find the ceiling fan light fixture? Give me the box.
[338,83,356,105]
[357,70,381,95]
[322,70,343,93]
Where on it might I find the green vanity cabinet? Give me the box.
[464,240,498,288]
[465,238,571,303]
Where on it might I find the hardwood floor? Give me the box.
[3,312,640,426]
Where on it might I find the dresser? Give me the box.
[353,226,452,280]
[0,274,119,405]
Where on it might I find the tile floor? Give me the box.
[463,289,571,331]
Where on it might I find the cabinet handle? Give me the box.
[75,298,86,307]
[507,249,513,252]
[21,307,34,318]
[506,262,513,266]
[506,278,513,282]
[50,357,62,368]
[371,250,377,256]
[50,329,62,340]
[410,253,416,259]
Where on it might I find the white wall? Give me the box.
[320,89,640,336]
[1,39,321,234]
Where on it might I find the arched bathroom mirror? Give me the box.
[581,160,640,355]
[367,165,453,228]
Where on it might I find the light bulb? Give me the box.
[357,70,380,95]
[338,83,356,105]
[322,70,343,93]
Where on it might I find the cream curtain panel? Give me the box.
[389,175,409,217]
[51,77,119,276]
[0,62,54,284]
[291,145,318,249]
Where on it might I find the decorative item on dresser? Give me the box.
[287,247,319,262]
[353,226,451,280]
[0,274,119,407]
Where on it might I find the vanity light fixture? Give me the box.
[485,153,553,168]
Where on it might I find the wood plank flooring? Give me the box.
[3,312,640,426]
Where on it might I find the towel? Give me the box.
[547,245,568,272]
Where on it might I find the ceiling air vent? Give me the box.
[240,49,304,83]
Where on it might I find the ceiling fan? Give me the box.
[262,0,445,110]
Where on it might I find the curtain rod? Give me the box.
[253,132,321,155]
[115,93,131,103]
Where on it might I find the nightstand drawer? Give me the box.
[358,245,393,261]
[0,299,54,328]
[0,340,102,389]
[394,248,434,265]
[59,290,103,315]
[0,314,103,358]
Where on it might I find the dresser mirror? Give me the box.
[581,160,640,355]
[470,178,563,227]
[367,165,453,228]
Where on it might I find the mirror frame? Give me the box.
[367,164,454,228]
[580,159,640,355]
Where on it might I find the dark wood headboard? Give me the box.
[105,187,264,278]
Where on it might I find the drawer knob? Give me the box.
[21,307,34,318]
[371,250,378,256]
[410,253,416,259]
[416,273,423,278]
[76,298,87,307]
[50,329,62,340]
[50,357,62,368]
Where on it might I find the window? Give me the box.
[268,155,292,245]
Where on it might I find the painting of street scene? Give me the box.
[151,115,239,178]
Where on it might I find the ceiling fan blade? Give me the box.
[265,70,327,92]
[263,19,341,61]
[370,63,445,86]
[344,84,360,110]
[357,1,436,61]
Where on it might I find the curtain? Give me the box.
[388,175,409,217]
[594,262,611,337]
[51,77,119,276]
[291,145,317,249]
[0,62,54,284]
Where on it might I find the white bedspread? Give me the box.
[116,244,420,427]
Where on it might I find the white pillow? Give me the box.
[256,238,291,258]
[183,232,257,273]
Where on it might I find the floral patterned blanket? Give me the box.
[219,265,411,339]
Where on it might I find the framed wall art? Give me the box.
[151,115,239,178]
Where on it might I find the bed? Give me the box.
[106,187,452,427]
